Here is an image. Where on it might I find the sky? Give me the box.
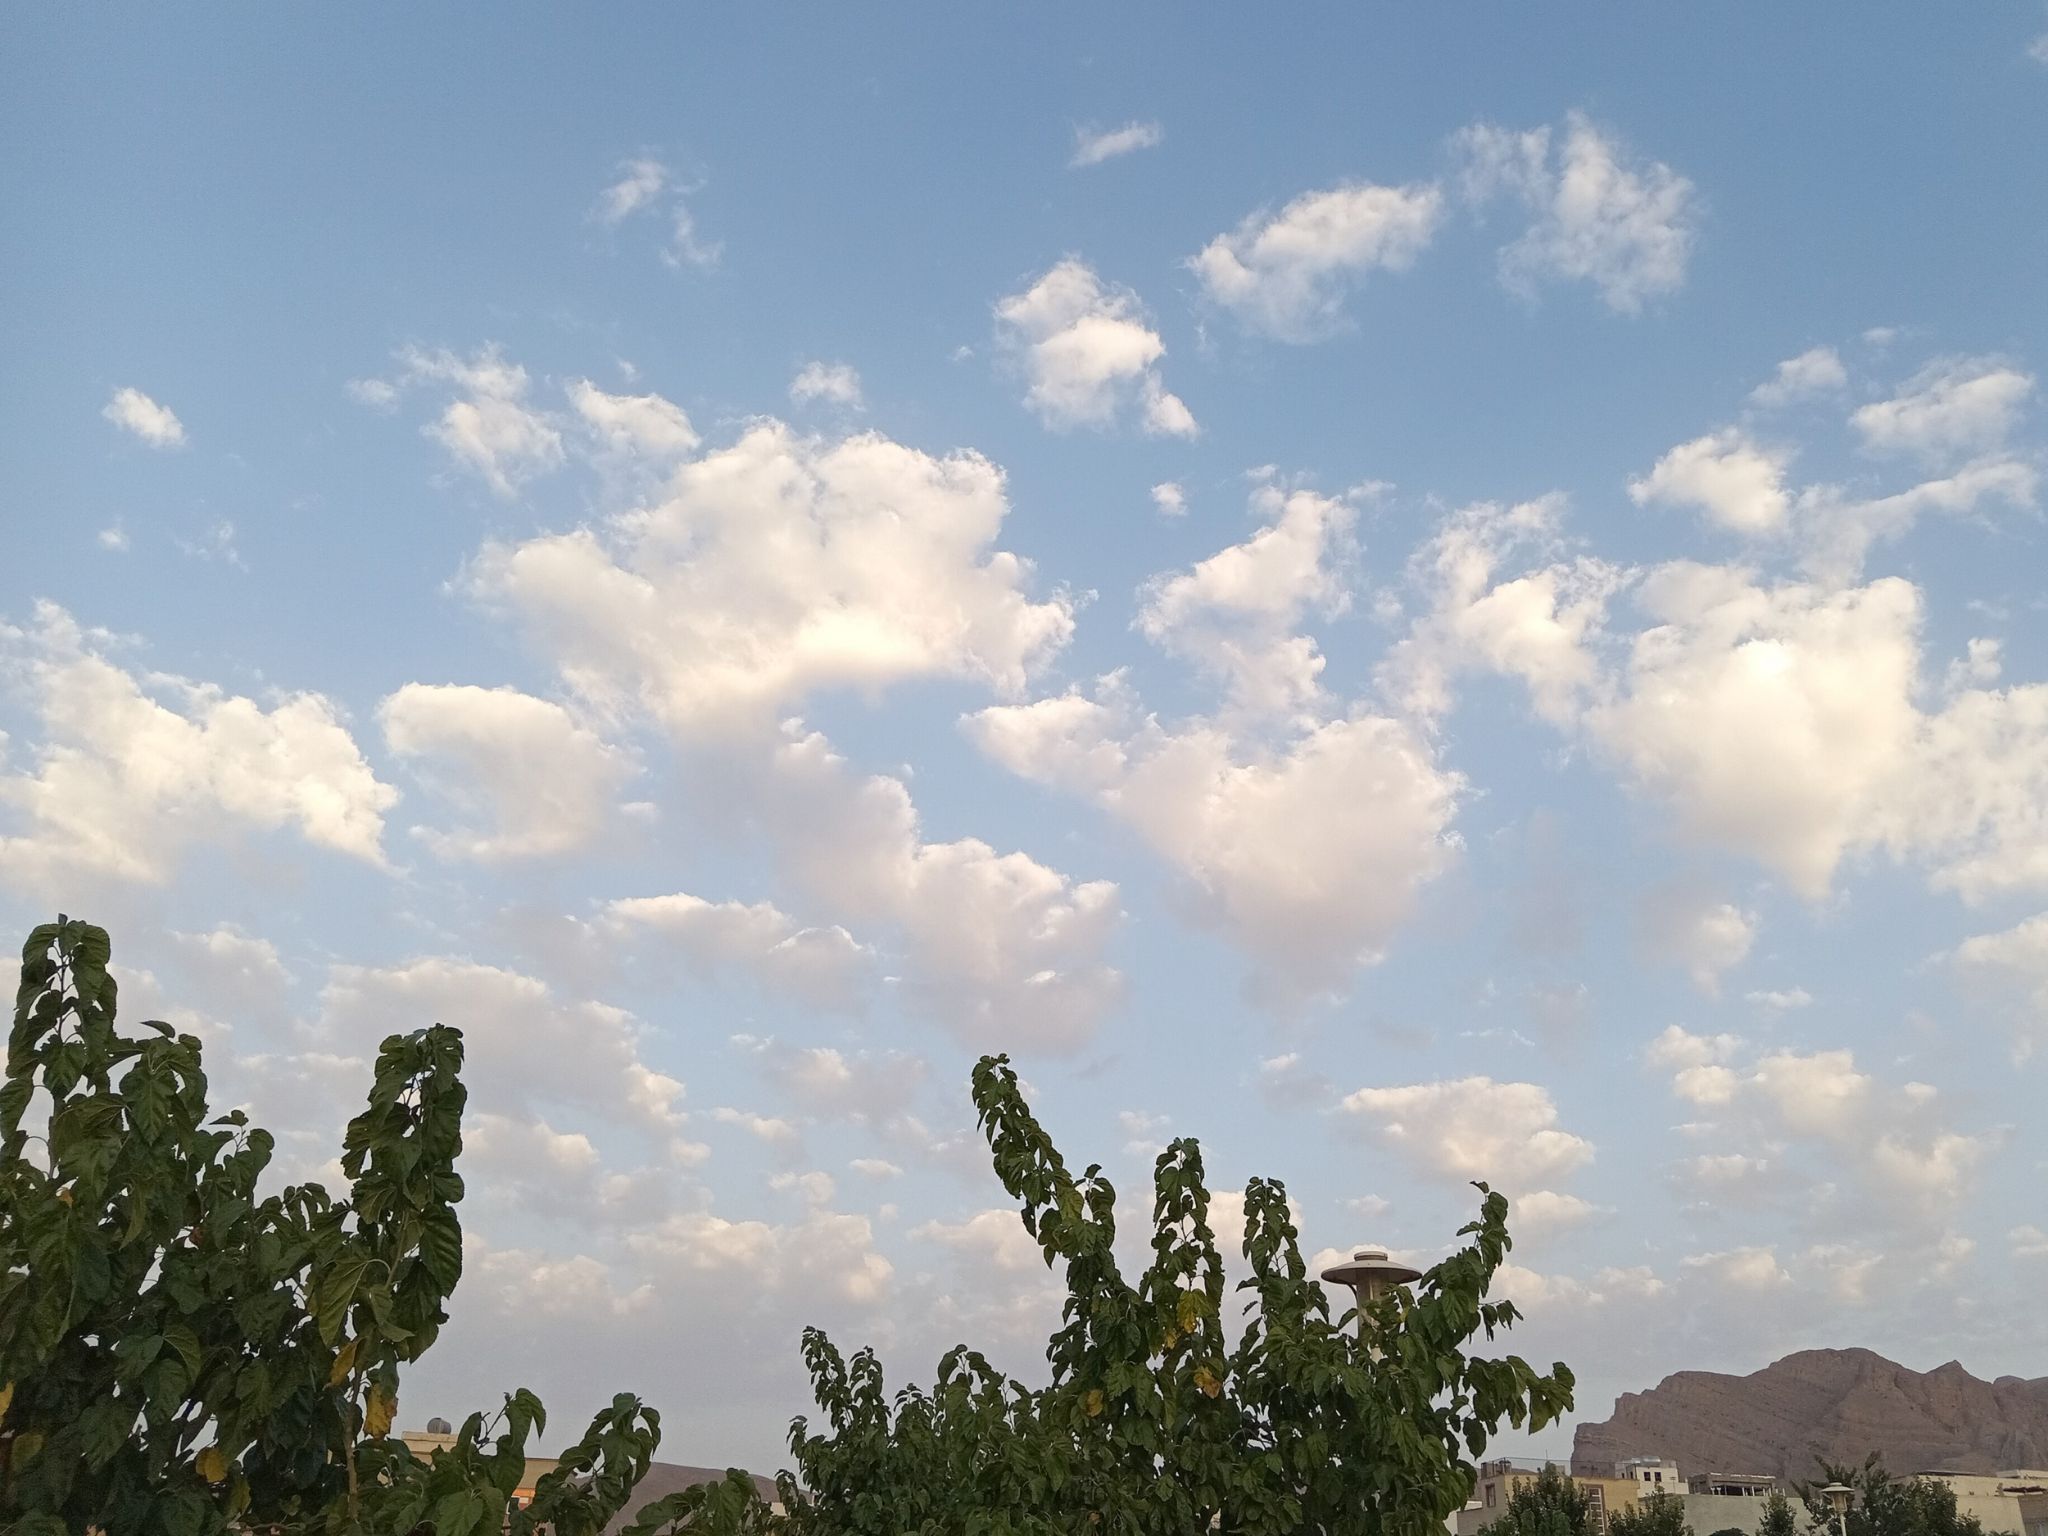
[5,6,2048,1473]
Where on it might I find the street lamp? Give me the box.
[1319,1246,1422,1349]
[1820,1481,1855,1536]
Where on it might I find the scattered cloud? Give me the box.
[0,602,393,891]
[380,683,639,861]
[1750,346,1848,409]
[994,259,1196,436]
[594,155,720,268]
[1150,481,1188,518]
[1069,120,1163,169]
[1850,356,2033,464]
[102,386,186,448]
[1455,111,1698,312]
[1189,180,1442,341]
[790,361,864,409]
[1629,429,1793,536]
[1340,1076,1594,1193]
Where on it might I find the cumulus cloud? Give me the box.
[102,386,186,448]
[994,259,1196,436]
[1150,481,1188,518]
[0,602,393,890]
[594,156,719,268]
[1948,911,2048,1059]
[375,346,566,495]
[604,894,875,1012]
[1340,1076,1593,1193]
[470,416,1074,733]
[1069,120,1163,168]
[1648,1027,1998,1227]
[569,379,700,460]
[789,361,863,409]
[380,684,637,861]
[1455,111,1697,313]
[1629,430,1793,535]
[1750,347,1848,409]
[1851,357,2033,463]
[970,482,1463,1001]
[1188,180,1442,341]
[1377,494,1621,729]
[329,960,684,1132]
[1639,885,1756,995]
[1138,482,1359,714]
[754,725,1123,1048]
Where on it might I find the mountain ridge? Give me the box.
[1571,1349,2048,1480]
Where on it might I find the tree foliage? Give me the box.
[0,917,661,1535]
[1760,1492,1802,1536]
[648,1052,1575,1535]
[2,921,1575,1535]
[1610,1492,1690,1536]
[1801,1458,1994,1536]
[1491,1466,1603,1536]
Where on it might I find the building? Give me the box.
[1618,1458,1684,1498]
[1457,1458,1649,1536]
[1689,1474,1777,1498]
[1918,1470,2048,1536]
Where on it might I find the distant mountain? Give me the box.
[1572,1349,2048,1480]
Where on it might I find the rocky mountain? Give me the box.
[1572,1349,2048,1480]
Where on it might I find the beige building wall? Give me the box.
[1918,1472,2048,1536]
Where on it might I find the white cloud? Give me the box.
[971,688,1460,1004]
[756,725,1123,1049]
[710,1107,803,1148]
[1681,1245,1790,1291]
[1069,120,1163,168]
[1751,347,1848,408]
[0,603,394,889]
[470,416,1074,734]
[595,156,669,224]
[1189,180,1442,341]
[1629,430,1793,535]
[389,346,566,495]
[1138,483,1358,714]
[102,386,186,448]
[629,1205,891,1305]
[1949,911,2048,1059]
[1378,494,1621,728]
[1151,481,1187,518]
[1851,357,2033,463]
[568,379,700,459]
[2012,1224,2048,1259]
[606,894,875,1011]
[1513,1190,1604,1240]
[97,526,129,552]
[850,1158,902,1180]
[381,683,636,861]
[317,957,688,1143]
[789,361,863,409]
[1745,986,1814,1011]
[732,1039,927,1128]
[1640,886,1756,995]
[1340,1077,1593,1193]
[1455,112,1697,313]
[913,1208,1047,1275]
[994,259,1196,436]
[2031,32,2048,66]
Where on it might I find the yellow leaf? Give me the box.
[1177,1290,1203,1332]
[327,1337,360,1388]
[196,1446,229,1485]
[364,1382,397,1439]
[0,1380,13,1426]
[1083,1389,1105,1419]
[1193,1366,1222,1399]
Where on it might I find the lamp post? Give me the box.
[1318,1246,1422,1353]
[1820,1481,1855,1536]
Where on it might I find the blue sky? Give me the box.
[6,8,2048,1470]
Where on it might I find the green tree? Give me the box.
[0,917,660,1535]
[636,1052,1575,1535]
[1760,1491,1801,1536]
[1492,1466,1602,1536]
[1610,1492,1690,1536]
[1801,1457,1992,1536]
